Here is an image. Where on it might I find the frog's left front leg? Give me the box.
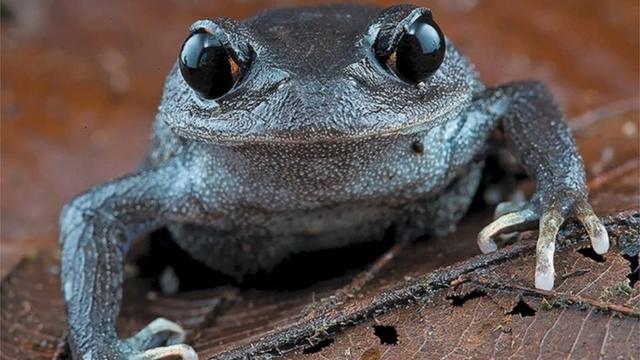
[461,81,608,290]
[60,157,217,359]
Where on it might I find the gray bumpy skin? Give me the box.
[59,4,608,359]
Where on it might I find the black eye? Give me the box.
[384,13,446,83]
[179,28,241,99]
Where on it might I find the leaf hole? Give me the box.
[447,289,487,306]
[622,254,639,287]
[373,325,398,345]
[302,338,334,354]
[507,299,536,317]
[577,247,605,263]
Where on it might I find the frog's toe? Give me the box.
[575,201,609,254]
[477,207,538,253]
[133,344,198,360]
[534,210,564,290]
[126,318,197,359]
[534,200,609,290]
[129,318,185,348]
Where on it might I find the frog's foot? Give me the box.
[477,197,609,290]
[127,318,198,360]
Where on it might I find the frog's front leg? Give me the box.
[60,159,208,359]
[468,81,608,290]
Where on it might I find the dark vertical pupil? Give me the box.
[395,14,445,83]
[179,29,233,99]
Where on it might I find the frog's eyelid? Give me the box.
[187,19,253,66]
[370,7,432,58]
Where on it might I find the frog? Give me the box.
[59,4,609,359]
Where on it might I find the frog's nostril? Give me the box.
[411,140,425,154]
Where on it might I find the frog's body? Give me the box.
[161,138,484,277]
[59,4,609,359]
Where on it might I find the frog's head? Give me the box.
[158,4,481,144]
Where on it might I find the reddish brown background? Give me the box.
[1,0,638,275]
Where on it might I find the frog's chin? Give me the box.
[160,103,466,145]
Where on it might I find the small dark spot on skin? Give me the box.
[622,254,639,287]
[411,140,424,155]
[372,325,398,345]
[447,289,486,306]
[577,247,605,263]
[302,338,334,354]
[507,299,536,317]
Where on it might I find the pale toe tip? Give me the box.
[478,238,498,254]
[535,270,554,291]
[592,227,610,255]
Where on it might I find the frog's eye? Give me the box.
[179,28,241,99]
[373,8,446,84]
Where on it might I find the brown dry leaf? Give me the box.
[1,210,638,359]
[282,219,640,360]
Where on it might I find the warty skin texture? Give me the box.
[59,4,607,359]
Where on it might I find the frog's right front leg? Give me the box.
[60,158,213,359]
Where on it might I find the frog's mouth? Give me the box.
[160,92,471,145]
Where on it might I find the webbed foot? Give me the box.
[477,194,609,290]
